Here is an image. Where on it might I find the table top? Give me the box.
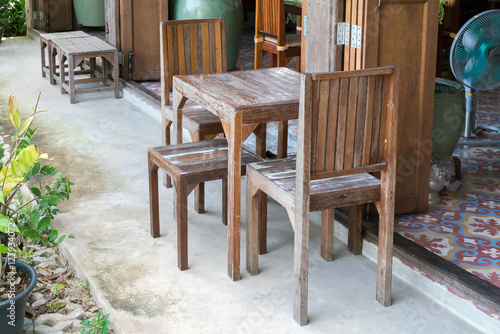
[40,30,89,41]
[173,67,302,124]
[54,36,116,55]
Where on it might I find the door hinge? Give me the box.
[351,24,362,49]
[303,16,307,36]
[128,51,134,80]
[118,52,124,65]
[337,22,350,46]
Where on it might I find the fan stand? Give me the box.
[458,86,500,146]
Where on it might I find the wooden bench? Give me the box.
[53,36,120,103]
[40,31,90,85]
[148,139,262,271]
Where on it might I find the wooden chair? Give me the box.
[254,0,301,70]
[254,0,302,159]
[160,18,227,213]
[246,67,399,325]
[148,139,262,270]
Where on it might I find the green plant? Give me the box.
[0,93,72,281]
[0,0,26,37]
[51,281,66,296]
[76,279,90,291]
[439,0,447,25]
[81,309,113,334]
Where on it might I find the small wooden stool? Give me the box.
[148,139,262,271]
[54,36,120,103]
[40,31,89,85]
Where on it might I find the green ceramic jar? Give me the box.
[432,78,466,156]
[172,0,243,70]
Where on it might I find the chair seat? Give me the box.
[264,33,302,48]
[164,104,224,132]
[149,139,261,185]
[247,158,381,211]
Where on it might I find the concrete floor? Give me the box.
[0,37,489,334]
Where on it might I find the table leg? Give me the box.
[113,52,120,98]
[172,91,188,145]
[59,54,66,95]
[48,44,55,85]
[41,39,46,78]
[226,113,242,281]
[68,56,76,104]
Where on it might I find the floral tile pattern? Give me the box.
[395,89,500,289]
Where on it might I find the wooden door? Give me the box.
[105,0,120,48]
[120,0,169,81]
[362,0,439,214]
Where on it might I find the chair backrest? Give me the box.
[255,0,286,46]
[296,66,399,183]
[160,18,227,105]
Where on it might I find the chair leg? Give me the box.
[194,130,205,214]
[277,120,288,159]
[163,118,173,188]
[174,177,189,271]
[347,205,363,255]
[277,52,287,67]
[148,155,160,238]
[258,191,268,255]
[293,210,310,326]
[246,177,260,276]
[376,171,395,307]
[254,41,263,69]
[320,209,334,261]
[296,55,301,72]
[222,178,228,225]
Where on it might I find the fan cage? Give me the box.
[451,9,500,91]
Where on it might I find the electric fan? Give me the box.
[450,9,500,145]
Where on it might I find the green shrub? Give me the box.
[0,0,26,37]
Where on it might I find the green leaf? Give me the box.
[23,229,41,241]
[49,228,59,241]
[30,187,41,197]
[42,194,61,206]
[17,116,34,137]
[68,234,75,239]
[29,209,40,226]
[41,164,50,175]
[31,161,40,176]
[37,216,52,231]
[56,234,67,245]
[0,215,18,233]
[0,244,11,253]
[42,238,50,246]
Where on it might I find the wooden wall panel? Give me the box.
[364,0,439,214]
[304,0,343,72]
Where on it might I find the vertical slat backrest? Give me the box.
[160,18,227,105]
[255,0,286,46]
[300,67,398,179]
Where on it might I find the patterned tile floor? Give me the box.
[395,89,500,290]
[139,18,500,292]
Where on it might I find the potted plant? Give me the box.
[0,93,72,333]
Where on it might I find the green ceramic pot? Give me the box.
[172,0,243,70]
[73,0,105,27]
[432,78,466,156]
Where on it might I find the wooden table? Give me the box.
[54,36,120,103]
[40,31,90,85]
[172,67,302,280]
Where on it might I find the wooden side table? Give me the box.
[54,36,121,103]
[40,31,89,85]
